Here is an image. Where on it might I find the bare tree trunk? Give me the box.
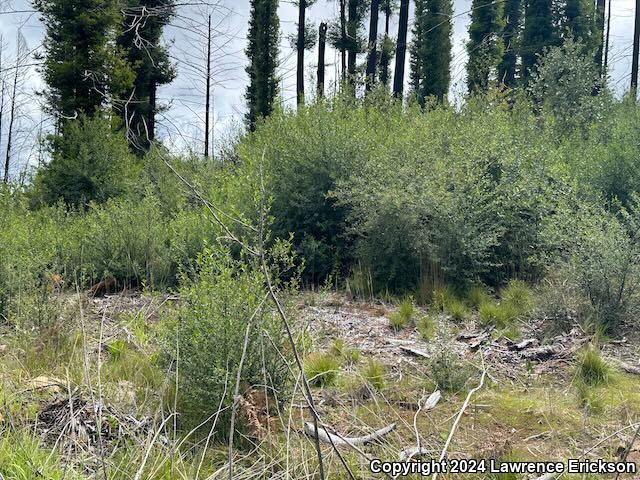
[604,0,612,73]
[0,37,5,183]
[595,0,606,74]
[4,46,19,184]
[632,0,640,97]
[204,14,212,158]
[365,0,380,92]
[296,0,306,105]
[347,0,357,87]
[317,22,327,97]
[393,0,409,98]
[340,0,347,81]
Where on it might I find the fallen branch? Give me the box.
[399,346,430,359]
[399,446,429,462]
[304,422,396,447]
[432,358,487,480]
[610,359,640,376]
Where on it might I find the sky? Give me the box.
[0,0,638,174]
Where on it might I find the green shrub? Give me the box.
[158,247,287,431]
[575,346,610,386]
[543,196,640,333]
[389,297,416,330]
[304,352,341,387]
[360,358,385,391]
[429,349,472,393]
[417,314,436,340]
[31,115,138,208]
[78,194,173,288]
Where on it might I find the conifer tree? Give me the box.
[117,0,176,153]
[466,0,505,92]
[245,0,280,131]
[409,0,453,103]
[521,0,555,79]
[563,0,596,44]
[378,0,397,86]
[34,0,134,128]
[498,0,522,86]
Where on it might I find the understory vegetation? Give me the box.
[3,55,640,476]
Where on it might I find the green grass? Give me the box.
[500,280,534,315]
[389,296,416,330]
[417,314,436,340]
[575,346,610,386]
[445,299,468,322]
[330,338,360,364]
[360,358,386,391]
[304,352,341,387]
[479,301,518,328]
[467,285,491,309]
[432,286,455,312]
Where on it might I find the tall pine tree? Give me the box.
[378,0,397,86]
[245,0,280,131]
[466,0,505,92]
[521,0,555,79]
[409,0,453,103]
[497,0,522,86]
[34,0,134,128]
[117,0,176,153]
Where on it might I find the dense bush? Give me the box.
[31,115,139,208]
[158,247,288,432]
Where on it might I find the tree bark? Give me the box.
[632,0,640,97]
[365,0,380,92]
[204,14,212,158]
[4,48,19,184]
[340,0,347,81]
[393,0,409,97]
[296,0,306,105]
[317,22,327,97]
[595,0,606,74]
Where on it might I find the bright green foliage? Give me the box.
[389,296,415,330]
[417,314,436,340]
[466,0,505,92]
[479,301,518,328]
[575,346,610,386]
[159,248,287,430]
[360,358,386,390]
[0,433,83,479]
[409,0,453,103]
[305,351,341,387]
[245,0,280,130]
[0,192,70,324]
[32,115,138,208]
[500,279,534,314]
[34,0,134,126]
[497,0,522,86]
[116,0,176,153]
[77,194,173,288]
[521,0,555,79]
[530,39,608,134]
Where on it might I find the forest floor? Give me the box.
[2,291,640,478]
